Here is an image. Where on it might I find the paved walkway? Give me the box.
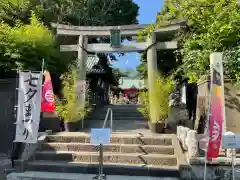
[7,171,179,180]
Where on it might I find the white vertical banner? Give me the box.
[15,71,43,143]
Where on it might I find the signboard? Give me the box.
[90,128,111,145]
[222,134,240,149]
[15,71,43,143]
[110,29,121,48]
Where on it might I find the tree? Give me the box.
[112,68,129,85]
[0,0,38,25]
[0,0,139,26]
[0,13,72,77]
[137,0,240,83]
[136,51,147,79]
[0,0,139,78]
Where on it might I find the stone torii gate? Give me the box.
[52,20,186,120]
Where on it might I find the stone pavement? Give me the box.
[7,171,179,180]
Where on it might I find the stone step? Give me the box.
[35,151,177,166]
[27,161,180,177]
[86,119,146,124]
[88,116,145,120]
[7,171,180,180]
[39,143,174,155]
[83,120,148,131]
[88,114,144,119]
[91,109,141,112]
[46,133,173,146]
[104,105,141,108]
[102,107,141,111]
[89,113,145,117]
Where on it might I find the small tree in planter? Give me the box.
[138,74,175,133]
[55,70,91,132]
[138,90,149,119]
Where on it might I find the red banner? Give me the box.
[206,55,224,160]
[41,71,55,112]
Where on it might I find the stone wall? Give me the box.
[194,79,210,134]
[0,79,17,155]
[194,78,240,134]
[182,164,240,180]
[224,80,240,134]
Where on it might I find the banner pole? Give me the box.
[41,59,45,74]
[203,156,207,180]
[204,63,214,180]
[99,143,103,178]
[11,69,20,168]
[232,148,235,180]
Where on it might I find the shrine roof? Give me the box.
[86,55,105,74]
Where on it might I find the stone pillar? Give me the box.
[147,32,158,122]
[77,35,88,128]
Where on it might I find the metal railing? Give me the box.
[102,108,113,131]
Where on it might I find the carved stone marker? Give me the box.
[179,127,190,150]
[185,130,199,157]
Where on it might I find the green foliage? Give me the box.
[136,52,147,79]
[180,0,240,82]
[55,69,91,123]
[0,0,33,25]
[137,90,149,119]
[0,13,72,76]
[38,0,139,26]
[185,72,199,83]
[0,0,139,26]
[223,48,240,84]
[112,68,129,85]
[0,0,139,79]
[138,0,240,83]
[138,74,175,123]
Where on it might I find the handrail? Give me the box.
[102,108,113,131]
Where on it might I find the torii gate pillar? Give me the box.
[147,32,158,122]
[77,35,88,113]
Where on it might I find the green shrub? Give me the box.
[138,74,175,123]
[55,69,91,123]
[138,90,149,119]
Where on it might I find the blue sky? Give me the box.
[112,0,164,71]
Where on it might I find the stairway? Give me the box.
[25,132,182,178]
[7,104,187,179]
[84,104,148,132]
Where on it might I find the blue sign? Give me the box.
[90,128,111,145]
